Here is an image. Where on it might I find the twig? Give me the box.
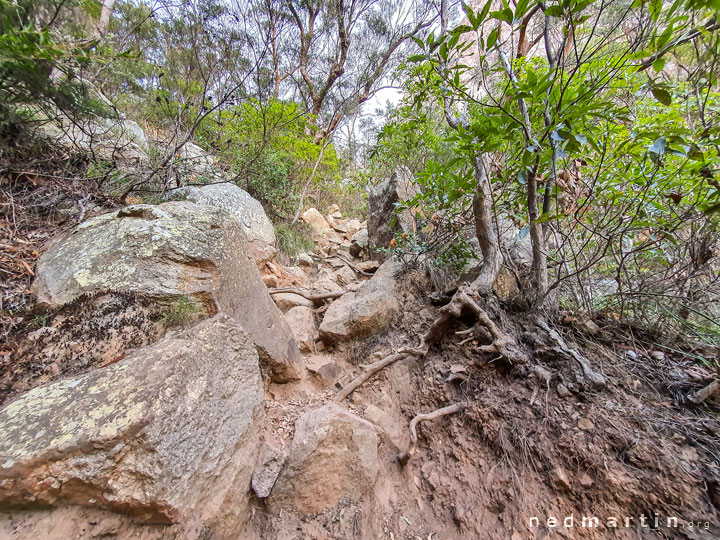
[397,402,467,466]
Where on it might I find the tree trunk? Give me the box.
[470,155,501,294]
[95,0,116,38]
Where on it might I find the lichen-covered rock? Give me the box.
[0,315,263,535]
[270,403,378,514]
[318,260,401,342]
[167,182,276,262]
[367,167,418,254]
[31,201,302,382]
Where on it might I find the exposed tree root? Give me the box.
[335,283,527,402]
[688,380,719,404]
[535,319,606,388]
[335,351,411,402]
[397,402,467,467]
[325,254,375,276]
[268,285,358,303]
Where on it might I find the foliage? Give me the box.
[0,0,117,136]
[194,99,340,217]
[275,222,315,260]
[377,0,720,335]
[162,295,204,327]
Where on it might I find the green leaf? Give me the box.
[487,27,499,49]
[648,136,666,155]
[651,86,672,105]
[544,5,564,17]
[407,54,426,63]
[649,0,661,22]
[652,57,666,72]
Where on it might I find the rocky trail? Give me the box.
[1,177,720,540]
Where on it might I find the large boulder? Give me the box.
[167,182,277,263]
[367,167,418,254]
[0,315,263,535]
[318,260,401,342]
[269,403,378,514]
[31,201,302,382]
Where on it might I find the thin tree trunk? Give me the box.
[470,155,501,294]
[95,0,116,38]
[291,137,332,225]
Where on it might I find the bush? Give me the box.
[275,222,315,261]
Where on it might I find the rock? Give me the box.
[0,315,264,534]
[579,472,594,488]
[650,350,666,361]
[252,443,286,499]
[283,265,308,283]
[270,403,378,514]
[551,467,572,491]
[492,266,519,302]
[356,260,381,273]
[578,417,595,431]
[332,265,356,286]
[272,292,314,312]
[349,229,369,258]
[295,252,315,268]
[175,142,226,182]
[31,202,302,382]
[557,383,572,398]
[624,350,638,360]
[575,317,601,336]
[367,167,417,254]
[262,274,278,288]
[39,80,149,169]
[344,219,363,238]
[284,306,318,353]
[318,260,400,342]
[167,182,276,262]
[306,356,345,387]
[301,208,331,234]
[313,276,344,294]
[326,204,341,218]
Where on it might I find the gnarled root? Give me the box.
[397,402,467,467]
[335,283,527,402]
[535,319,606,388]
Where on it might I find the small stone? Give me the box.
[624,350,638,360]
[556,383,572,398]
[551,467,572,491]
[579,472,594,488]
[578,417,595,431]
[650,350,665,361]
[295,253,314,267]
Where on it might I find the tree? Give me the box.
[278,0,438,141]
